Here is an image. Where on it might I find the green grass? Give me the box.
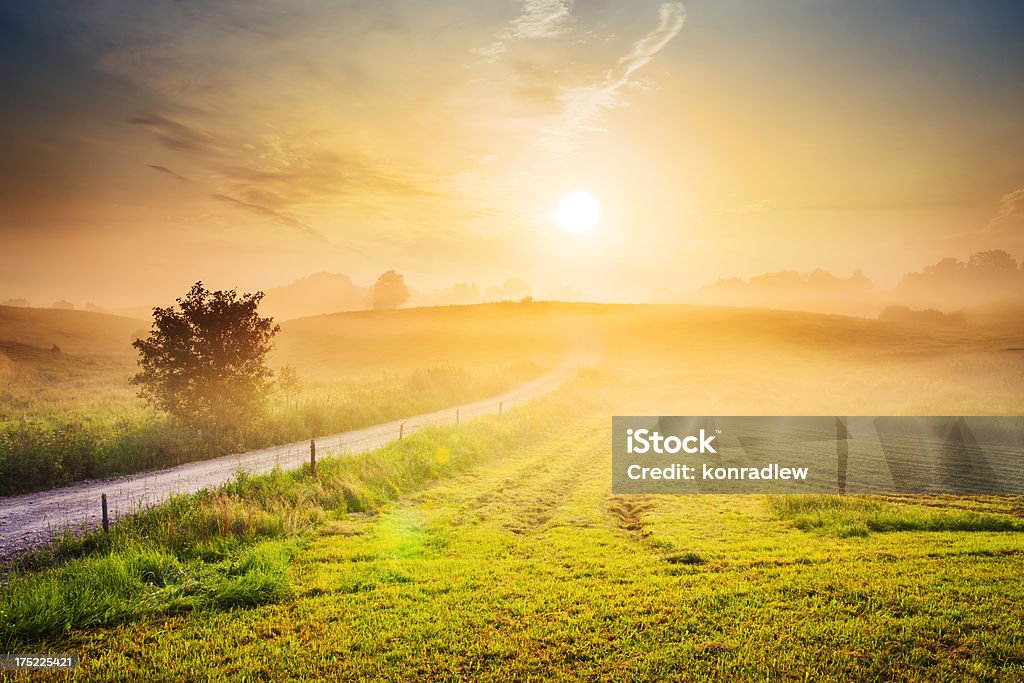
[3,395,1023,680]
[769,494,1024,537]
[2,302,1023,679]
[0,302,574,494]
[0,540,296,641]
[0,361,544,495]
[0,393,575,644]
[4,300,1023,494]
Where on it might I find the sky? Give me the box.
[1,0,1023,308]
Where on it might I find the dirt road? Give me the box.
[0,364,576,562]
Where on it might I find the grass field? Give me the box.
[3,391,1023,680]
[0,304,564,494]
[1,301,1023,680]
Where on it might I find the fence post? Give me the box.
[836,417,848,495]
[499,401,503,416]
[310,438,317,476]
[399,423,404,440]
[101,493,109,534]
[456,408,460,425]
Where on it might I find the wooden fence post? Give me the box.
[836,417,848,495]
[399,423,404,440]
[499,401,503,416]
[310,438,317,476]
[456,409,460,425]
[101,493,109,534]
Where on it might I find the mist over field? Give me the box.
[2,0,1024,679]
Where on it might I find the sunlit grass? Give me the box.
[0,361,544,495]
[21,407,1021,681]
[1,302,1023,679]
[0,392,575,643]
[768,494,1024,537]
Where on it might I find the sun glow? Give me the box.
[556,191,600,234]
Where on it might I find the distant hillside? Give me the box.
[0,306,146,356]
[261,272,371,321]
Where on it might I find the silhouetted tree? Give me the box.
[131,282,280,434]
[372,270,410,310]
[968,249,1017,272]
[52,300,75,310]
[898,250,1023,307]
[1,298,30,307]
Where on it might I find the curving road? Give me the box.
[0,362,578,562]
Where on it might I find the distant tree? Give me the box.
[1,298,30,307]
[277,364,302,406]
[50,343,61,353]
[879,306,966,327]
[372,270,410,310]
[52,300,75,310]
[131,282,280,434]
[485,278,532,302]
[968,249,1017,272]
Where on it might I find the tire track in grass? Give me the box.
[607,497,655,536]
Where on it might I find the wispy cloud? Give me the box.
[472,0,574,62]
[511,0,574,39]
[211,194,326,241]
[148,164,192,183]
[990,186,1024,227]
[549,2,685,149]
[130,111,439,238]
[129,113,219,154]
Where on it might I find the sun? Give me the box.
[556,191,600,234]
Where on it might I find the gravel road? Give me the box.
[0,364,576,562]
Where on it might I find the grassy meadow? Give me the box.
[0,304,562,494]
[1,301,1023,680]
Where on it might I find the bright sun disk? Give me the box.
[556,191,600,234]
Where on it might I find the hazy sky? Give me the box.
[2,0,1023,307]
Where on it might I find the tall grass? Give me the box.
[0,541,296,641]
[0,391,576,644]
[0,363,542,496]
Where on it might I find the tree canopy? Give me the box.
[131,282,280,434]
[372,270,410,310]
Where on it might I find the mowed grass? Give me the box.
[17,409,1022,682]
[0,397,575,644]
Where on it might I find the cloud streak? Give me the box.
[511,0,574,39]
[990,186,1024,227]
[552,2,685,147]
[211,194,326,242]
[129,113,219,154]
[472,0,574,62]
[148,165,192,183]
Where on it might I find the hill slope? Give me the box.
[0,306,146,357]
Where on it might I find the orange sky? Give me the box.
[1,1,1022,307]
